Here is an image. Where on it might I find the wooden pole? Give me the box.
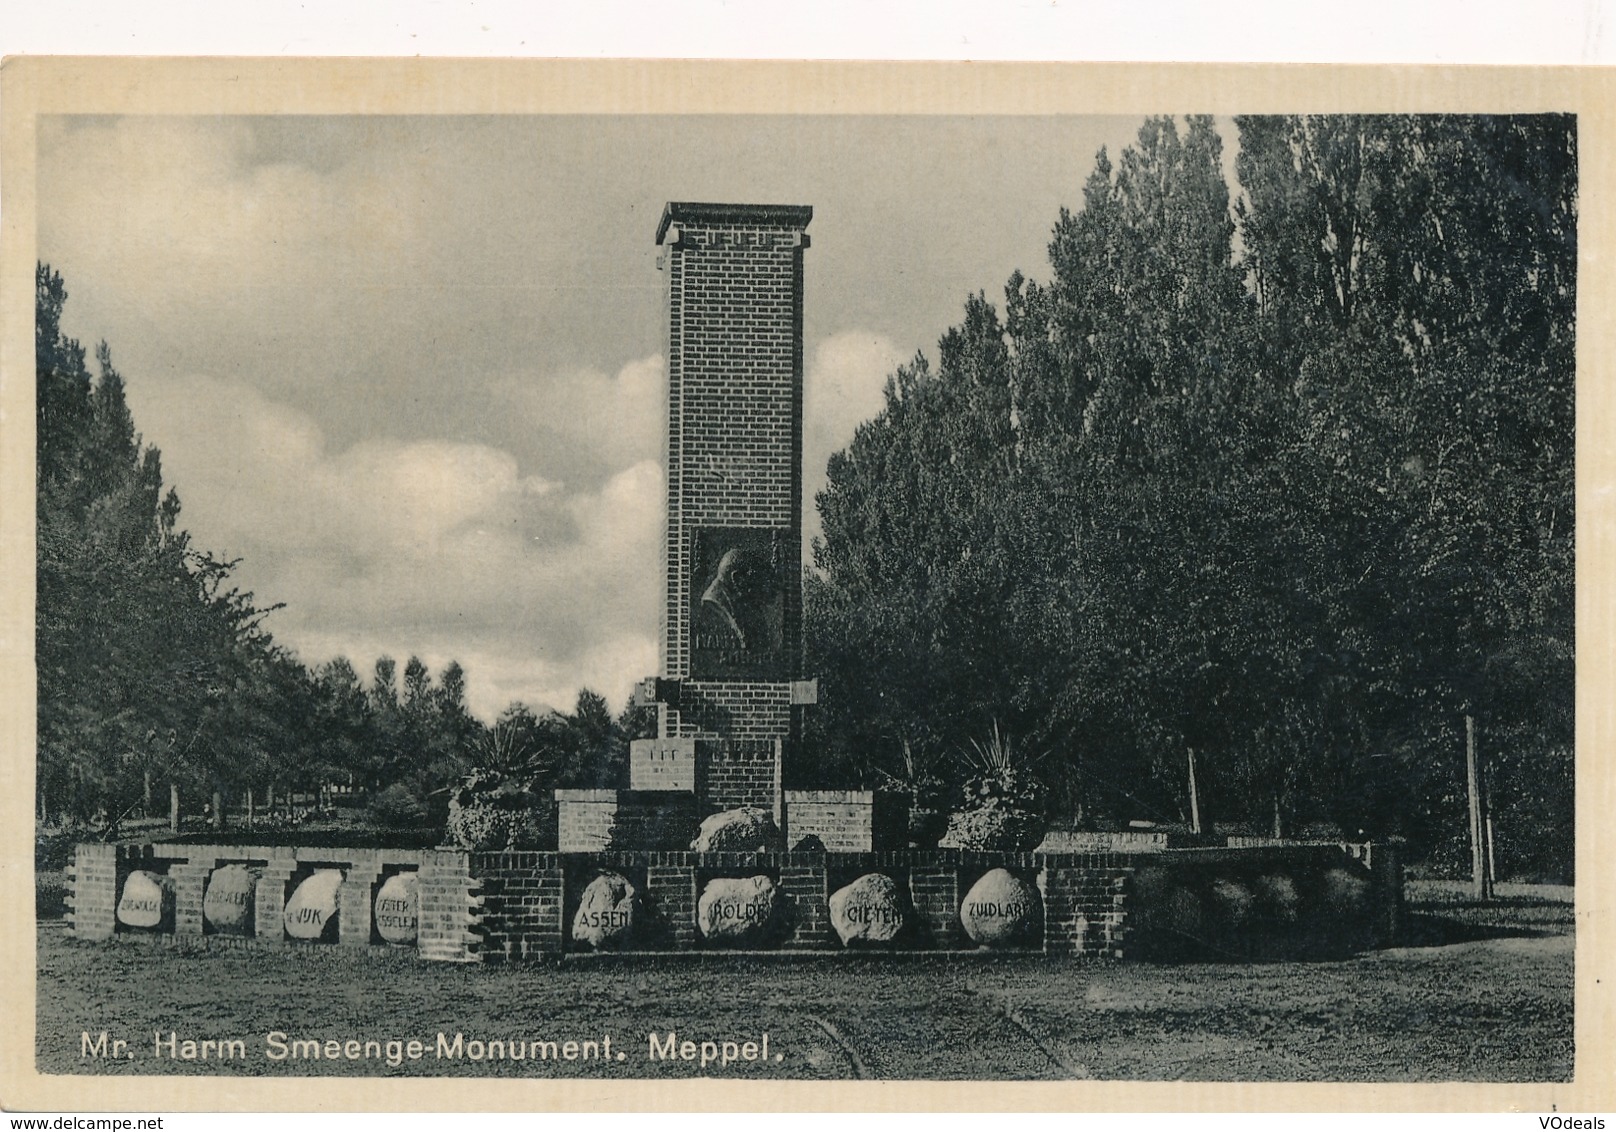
[1187,747,1202,835]
[1465,713,1492,900]
[246,787,254,831]
[212,788,224,832]
[169,783,179,833]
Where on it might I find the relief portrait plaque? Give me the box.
[689,527,790,680]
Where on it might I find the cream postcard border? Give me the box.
[0,58,1609,1113]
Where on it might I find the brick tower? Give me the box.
[630,202,817,820]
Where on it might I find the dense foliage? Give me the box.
[35,263,652,837]
[806,116,1575,880]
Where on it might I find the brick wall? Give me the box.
[555,790,700,852]
[697,739,780,813]
[66,840,1400,962]
[784,790,908,851]
[470,851,564,961]
[418,849,479,962]
[1039,855,1134,958]
[66,843,119,940]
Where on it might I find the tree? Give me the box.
[806,115,1574,879]
[36,264,293,833]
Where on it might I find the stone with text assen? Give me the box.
[572,871,637,948]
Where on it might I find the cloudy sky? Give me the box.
[38,113,1148,720]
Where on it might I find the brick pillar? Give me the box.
[169,858,217,937]
[418,849,480,963]
[533,856,565,957]
[1369,841,1403,946]
[646,858,698,948]
[651,202,815,814]
[254,853,298,945]
[67,843,118,940]
[778,856,828,949]
[1038,861,1082,957]
[909,861,962,948]
[339,853,384,947]
[1100,870,1131,958]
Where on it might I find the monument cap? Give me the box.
[656,201,813,244]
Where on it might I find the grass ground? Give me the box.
[33,880,1573,1081]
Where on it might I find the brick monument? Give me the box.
[633,201,818,821]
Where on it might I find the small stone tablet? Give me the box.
[697,875,778,943]
[283,869,344,940]
[373,872,419,945]
[829,873,907,945]
[116,870,173,930]
[571,872,636,949]
[959,868,1042,947]
[202,864,257,936]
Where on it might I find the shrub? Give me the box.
[368,784,428,829]
[443,768,553,850]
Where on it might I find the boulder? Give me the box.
[829,873,907,945]
[202,864,257,936]
[959,868,1041,947]
[697,875,779,943]
[688,808,782,853]
[1209,878,1255,929]
[283,869,344,941]
[1255,874,1301,924]
[691,807,782,853]
[116,870,173,930]
[1162,886,1204,941]
[572,872,637,949]
[373,872,420,945]
[1321,867,1370,918]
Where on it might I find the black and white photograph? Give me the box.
[2,59,1605,1110]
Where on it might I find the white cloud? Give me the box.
[490,353,665,481]
[122,370,664,721]
[803,330,907,549]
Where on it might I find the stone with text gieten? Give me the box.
[283,869,344,940]
[829,872,908,945]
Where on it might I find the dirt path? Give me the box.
[35,920,1573,1081]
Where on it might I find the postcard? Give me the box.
[1,59,1610,1112]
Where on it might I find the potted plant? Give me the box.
[938,722,1048,852]
[442,723,555,850]
[875,740,951,848]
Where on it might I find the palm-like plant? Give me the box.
[957,721,1045,812]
